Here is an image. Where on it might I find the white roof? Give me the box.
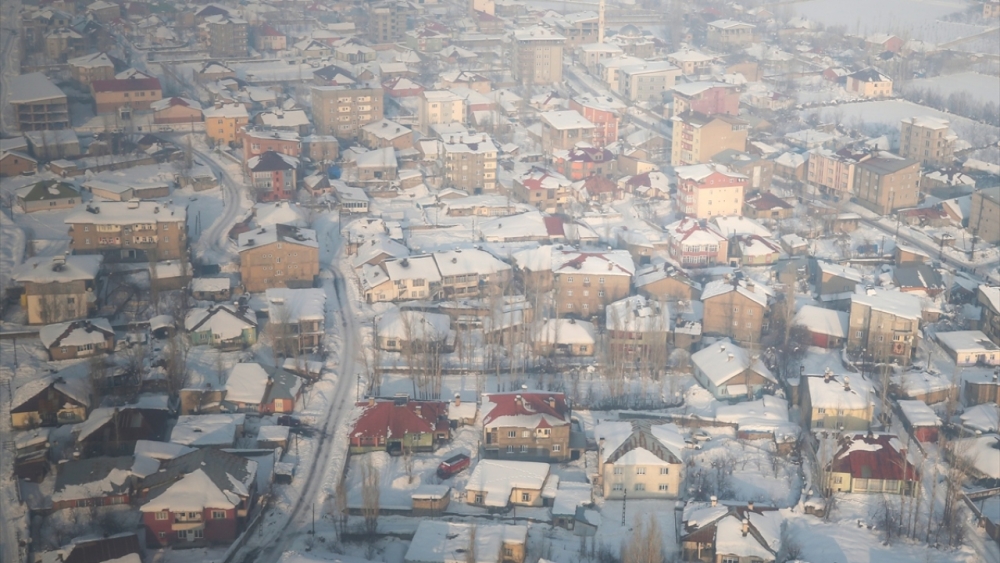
[675,163,745,182]
[480,211,554,242]
[405,521,527,563]
[225,363,271,404]
[954,434,1000,479]
[513,25,565,41]
[376,307,451,341]
[793,305,848,338]
[708,19,755,30]
[257,424,290,442]
[668,50,715,63]
[361,119,411,140]
[605,295,670,332]
[541,110,595,131]
[65,202,186,225]
[68,51,114,68]
[551,481,592,517]
[536,318,596,346]
[237,224,318,251]
[619,60,680,76]
[959,404,998,433]
[384,255,441,283]
[191,277,231,293]
[935,330,999,353]
[553,249,635,277]
[169,414,243,447]
[355,146,397,169]
[266,288,326,323]
[258,109,311,128]
[8,72,65,104]
[851,288,922,320]
[11,254,102,284]
[898,400,941,428]
[247,152,298,171]
[691,340,775,387]
[141,469,242,512]
[595,420,686,465]
[184,305,256,340]
[701,278,772,307]
[816,260,863,283]
[39,318,113,349]
[715,512,778,559]
[710,216,771,238]
[433,248,510,278]
[715,396,798,441]
[805,373,874,410]
[203,103,248,119]
[464,460,550,506]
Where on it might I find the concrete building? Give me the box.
[846,68,893,98]
[442,132,498,193]
[206,14,249,57]
[675,163,747,219]
[68,51,115,86]
[418,90,465,135]
[706,19,755,48]
[65,201,187,262]
[595,420,684,499]
[667,49,715,75]
[804,370,876,429]
[553,250,634,317]
[540,110,596,152]
[670,112,748,166]
[807,148,871,197]
[91,75,163,115]
[482,391,573,462]
[310,84,384,139]
[618,61,681,104]
[367,1,410,43]
[512,26,565,86]
[203,103,249,146]
[361,119,413,150]
[700,277,773,346]
[847,288,922,364]
[238,224,319,293]
[671,82,740,117]
[569,95,624,148]
[970,187,1000,245]
[10,254,102,325]
[900,116,956,167]
[853,155,921,215]
[9,73,69,131]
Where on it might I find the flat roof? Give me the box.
[9,73,66,104]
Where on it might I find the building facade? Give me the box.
[512,26,565,85]
[311,84,384,139]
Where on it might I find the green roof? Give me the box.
[17,180,79,202]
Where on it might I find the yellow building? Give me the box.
[238,224,320,293]
[596,420,684,499]
[671,112,748,166]
[801,371,875,431]
[846,69,893,98]
[204,102,249,145]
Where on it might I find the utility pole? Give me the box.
[621,485,627,526]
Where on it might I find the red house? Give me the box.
[569,95,624,148]
[349,398,450,454]
[248,150,298,202]
[139,449,257,546]
[897,400,941,443]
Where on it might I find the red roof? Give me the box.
[830,433,919,481]
[626,172,652,187]
[259,24,283,36]
[350,400,448,442]
[543,216,565,237]
[482,392,569,427]
[92,77,162,93]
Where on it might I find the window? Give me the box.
[733,306,739,313]
[567,276,574,282]
[506,445,514,453]
[156,511,168,520]
[834,476,843,484]
[193,528,204,539]
[159,532,166,539]
[599,277,605,284]
[634,483,645,491]
[177,531,186,540]
[614,467,623,475]
[508,430,516,438]
[636,467,646,475]
[520,445,528,453]
[660,467,669,475]
[552,444,561,452]
[722,558,739,563]
[522,430,530,438]
[566,290,573,296]
[213,510,226,519]
[521,492,530,502]
[855,330,863,338]
[612,483,624,491]
[504,548,514,557]
[817,408,826,414]
[658,484,669,491]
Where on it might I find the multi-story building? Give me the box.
[700,277,773,346]
[247,151,298,202]
[553,250,635,317]
[596,420,684,499]
[671,82,739,117]
[361,255,442,303]
[666,49,715,75]
[970,187,1000,245]
[361,119,413,150]
[238,224,319,293]
[847,288,922,363]
[540,110,595,152]
[599,56,646,92]
[44,27,85,61]
[433,248,512,298]
[482,391,573,462]
[664,218,729,268]
[68,51,115,86]
[675,163,747,218]
[203,103,249,146]
[899,116,956,167]
[87,1,121,22]
[801,371,875,431]
[552,146,616,180]
[512,168,573,212]
[706,19,755,49]
[711,149,773,192]
[853,155,921,215]
[367,1,410,43]
[846,68,893,98]
[242,129,301,168]
[512,26,565,86]
[618,61,681,104]
[670,112,748,166]
[254,24,286,51]
[605,295,671,364]
[91,75,163,115]
[206,14,249,57]
[806,147,871,197]
[11,254,102,325]
[442,133,498,193]
[418,90,465,135]
[568,95,624,148]
[310,84,384,139]
[978,285,1000,346]
[65,201,187,262]
[264,288,325,354]
[9,73,69,131]
[551,11,599,46]
[439,70,491,94]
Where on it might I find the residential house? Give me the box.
[711,150,773,192]
[675,163,747,219]
[206,14,249,57]
[332,181,370,213]
[482,391,574,462]
[801,370,875,431]
[25,129,79,161]
[51,456,133,510]
[743,191,792,220]
[935,330,1000,366]
[65,200,187,262]
[375,308,452,352]
[733,235,782,266]
[512,168,573,212]
[847,288,922,363]
[566,95,623,148]
[701,276,773,346]
[806,147,871,197]
[405,521,527,563]
[540,110,596,152]
[349,398,450,454]
[812,260,863,309]
[893,263,945,296]
[824,432,920,496]
[361,119,414,150]
[434,248,512,298]
[672,82,739,119]
[533,318,597,357]
[464,460,552,508]
[265,288,325,355]
[440,70,492,94]
[242,129,301,165]
[91,75,163,115]
[74,400,172,457]
[692,339,776,401]
[191,278,231,302]
[9,72,70,131]
[11,370,90,429]
[223,363,302,414]
[68,51,115,86]
[203,103,249,146]
[794,305,849,349]
[622,170,671,199]
[680,501,782,563]
[898,400,941,443]
[671,112,749,166]
[16,180,78,213]
[854,155,921,215]
[618,61,681,104]
[664,218,729,268]
[667,49,715,75]
[846,68,893,98]
[442,133,498,193]
[33,534,142,563]
[247,151,298,202]
[10,254,101,324]
[355,146,398,184]
[418,90,465,135]
[238,224,319,293]
[39,318,114,361]
[254,24,286,51]
[979,285,1000,345]
[595,420,685,499]
[553,250,635,317]
[168,413,244,447]
[552,146,617,181]
[361,255,442,303]
[184,304,258,349]
[634,263,702,301]
[151,97,204,125]
[0,150,37,177]
[605,295,671,364]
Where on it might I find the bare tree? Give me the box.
[620,514,664,563]
[164,332,191,397]
[403,443,414,484]
[88,354,110,407]
[466,524,477,563]
[361,455,380,536]
[333,474,349,539]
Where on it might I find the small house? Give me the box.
[39,318,115,361]
[184,304,258,349]
[16,180,78,212]
[349,397,450,454]
[897,400,940,443]
[191,277,232,301]
[411,485,451,515]
[11,371,91,429]
[464,459,552,509]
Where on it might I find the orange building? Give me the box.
[91,76,163,115]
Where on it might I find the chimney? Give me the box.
[548,396,556,409]
[522,384,528,391]
[747,500,754,511]
[368,396,375,406]
[454,393,461,407]
[710,495,718,507]
[843,376,851,391]
[824,369,833,383]
[728,353,734,362]
[741,518,749,536]
[414,404,422,417]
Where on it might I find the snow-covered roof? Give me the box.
[793,305,848,338]
[512,25,565,41]
[553,249,635,276]
[169,414,243,447]
[935,330,999,354]
[433,248,510,278]
[715,396,798,441]
[11,254,102,284]
[700,277,772,307]
[224,363,271,405]
[253,201,309,229]
[540,109,595,131]
[551,481,591,517]
[265,288,326,323]
[184,304,256,339]
[851,287,922,320]
[464,460,550,506]
[38,317,112,349]
[897,400,941,428]
[960,404,999,433]
[203,103,249,119]
[675,163,746,183]
[191,277,230,293]
[405,521,527,563]
[804,372,874,410]
[141,468,241,512]
[710,215,771,238]
[595,420,685,465]
[605,295,671,332]
[816,260,863,283]
[536,318,596,346]
[376,307,451,341]
[715,512,780,559]
[238,223,318,251]
[8,72,65,103]
[52,457,133,503]
[691,339,775,386]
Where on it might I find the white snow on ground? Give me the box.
[905,72,1000,108]
[0,211,26,301]
[790,0,969,42]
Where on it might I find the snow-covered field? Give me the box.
[904,72,1000,108]
[790,0,971,42]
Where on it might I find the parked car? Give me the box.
[277,415,302,427]
[690,429,711,442]
[437,454,471,479]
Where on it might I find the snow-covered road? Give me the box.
[183,142,252,265]
[0,0,22,135]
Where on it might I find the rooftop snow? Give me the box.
[793,305,849,338]
[851,287,922,319]
[8,72,65,103]
[265,288,326,323]
[464,460,550,506]
[691,340,775,387]
[11,254,102,284]
[169,414,244,447]
[404,521,527,563]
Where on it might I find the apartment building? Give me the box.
[206,14,249,57]
[552,146,616,180]
[203,103,249,146]
[44,28,85,61]
[248,151,298,202]
[367,1,410,43]
[853,155,921,215]
[675,163,747,218]
[846,69,893,98]
[701,277,773,346]
[711,150,773,192]
[847,288,922,363]
[442,133,498,193]
[664,217,729,267]
[666,49,715,75]
[65,201,187,262]
[807,147,871,197]
[68,52,115,86]
[979,285,1000,346]
[605,295,671,363]
[706,19,755,48]
[512,26,565,86]
[569,95,624,148]
[434,248,512,298]
[540,110,596,152]
[900,116,956,167]
[311,84,384,139]
[242,129,301,167]
[9,73,69,131]
[418,90,465,135]
[91,75,163,115]
[970,187,1000,245]
[802,372,875,432]
[553,250,635,317]
[671,82,739,117]
[482,392,573,462]
[238,224,319,293]
[512,168,573,212]
[618,61,681,104]
[670,112,748,166]
[552,11,600,46]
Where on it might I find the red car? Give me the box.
[436,454,470,479]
